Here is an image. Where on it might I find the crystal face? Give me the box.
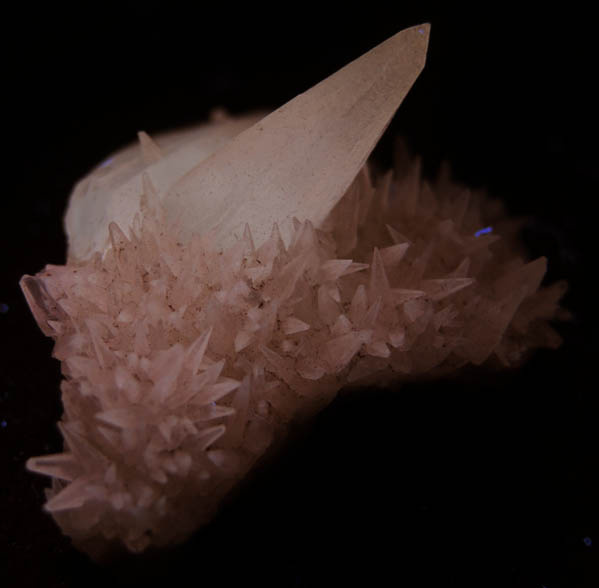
[19,23,567,557]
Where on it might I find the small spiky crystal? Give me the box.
[20,24,567,556]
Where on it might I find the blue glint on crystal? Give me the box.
[0,420,7,428]
[0,303,8,313]
[100,157,114,168]
[583,536,592,547]
[474,226,493,237]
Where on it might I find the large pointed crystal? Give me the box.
[65,24,429,260]
[19,23,568,558]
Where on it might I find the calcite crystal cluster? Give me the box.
[21,24,567,556]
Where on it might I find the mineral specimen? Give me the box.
[20,23,567,556]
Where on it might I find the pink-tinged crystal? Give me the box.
[20,155,567,553]
[19,22,567,557]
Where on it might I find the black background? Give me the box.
[1,5,597,587]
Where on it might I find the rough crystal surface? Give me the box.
[19,22,567,557]
[21,154,566,554]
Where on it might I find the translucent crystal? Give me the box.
[20,23,567,557]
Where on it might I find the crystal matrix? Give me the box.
[21,153,566,554]
[19,23,567,556]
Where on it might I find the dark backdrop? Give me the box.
[1,5,597,587]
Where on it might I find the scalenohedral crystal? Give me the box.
[20,23,567,556]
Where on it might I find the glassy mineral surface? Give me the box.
[21,144,566,554]
[19,23,567,556]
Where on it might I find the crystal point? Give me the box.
[138,131,163,164]
[20,23,567,558]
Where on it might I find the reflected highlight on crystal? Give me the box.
[474,226,493,237]
[19,23,568,557]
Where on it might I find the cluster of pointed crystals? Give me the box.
[19,23,569,557]
[20,151,568,554]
